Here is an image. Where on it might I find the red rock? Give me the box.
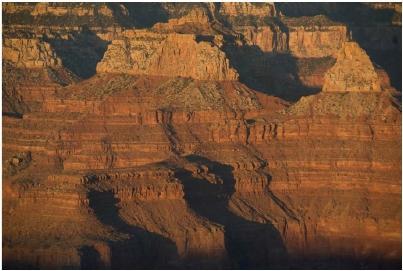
[2,3,401,269]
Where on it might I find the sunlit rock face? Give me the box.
[323,42,382,92]
[3,38,61,68]
[2,2,401,270]
[96,31,238,81]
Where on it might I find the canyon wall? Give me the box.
[2,2,401,270]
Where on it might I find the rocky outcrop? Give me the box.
[2,2,118,18]
[228,21,348,58]
[234,26,288,53]
[3,3,129,28]
[3,38,61,68]
[287,25,348,58]
[323,42,382,92]
[96,31,238,81]
[30,3,115,17]
[219,2,277,18]
[2,47,78,115]
[272,2,401,91]
[152,4,213,34]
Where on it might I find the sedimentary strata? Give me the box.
[2,2,401,269]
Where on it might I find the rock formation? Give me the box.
[30,2,115,17]
[323,42,382,92]
[3,38,61,68]
[284,18,348,58]
[152,3,213,34]
[97,31,238,81]
[3,3,131,27]
[219,2,277,18]
[2,2,402,270]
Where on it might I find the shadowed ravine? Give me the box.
[87,190,180,269]
[223,43,321,102]
[175,155,288,269]
[44,27,110,79]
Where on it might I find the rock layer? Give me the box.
[2,2,402,270]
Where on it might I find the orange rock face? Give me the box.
[287,24,348,58]
[219,2,277,17]
[3,38,62,68]
[2,2,402,270]
[96,31,239,81]
[323,42,382,92]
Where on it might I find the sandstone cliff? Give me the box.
[96,31,238,81]
[219,2,277,18]
[30,3,115,17]
[3,3,130,27]
[285,18,348,58]
[3,38,61,68]
[152,3,213,34]
[323,42,382,92]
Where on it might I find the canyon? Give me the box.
[2,2,402,269]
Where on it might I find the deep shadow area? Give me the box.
[176,155,288,269]
[2,261,36,270]
[44,27,110,79]
[275,2,397,25]
[78,246,102,269]
[2,112,23,118]
[276,2,402,91]
[87,190,180,269]
[223,42,320,102]
[359,43,402,93]
[287,255,402,270]
[121,3,169,28]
